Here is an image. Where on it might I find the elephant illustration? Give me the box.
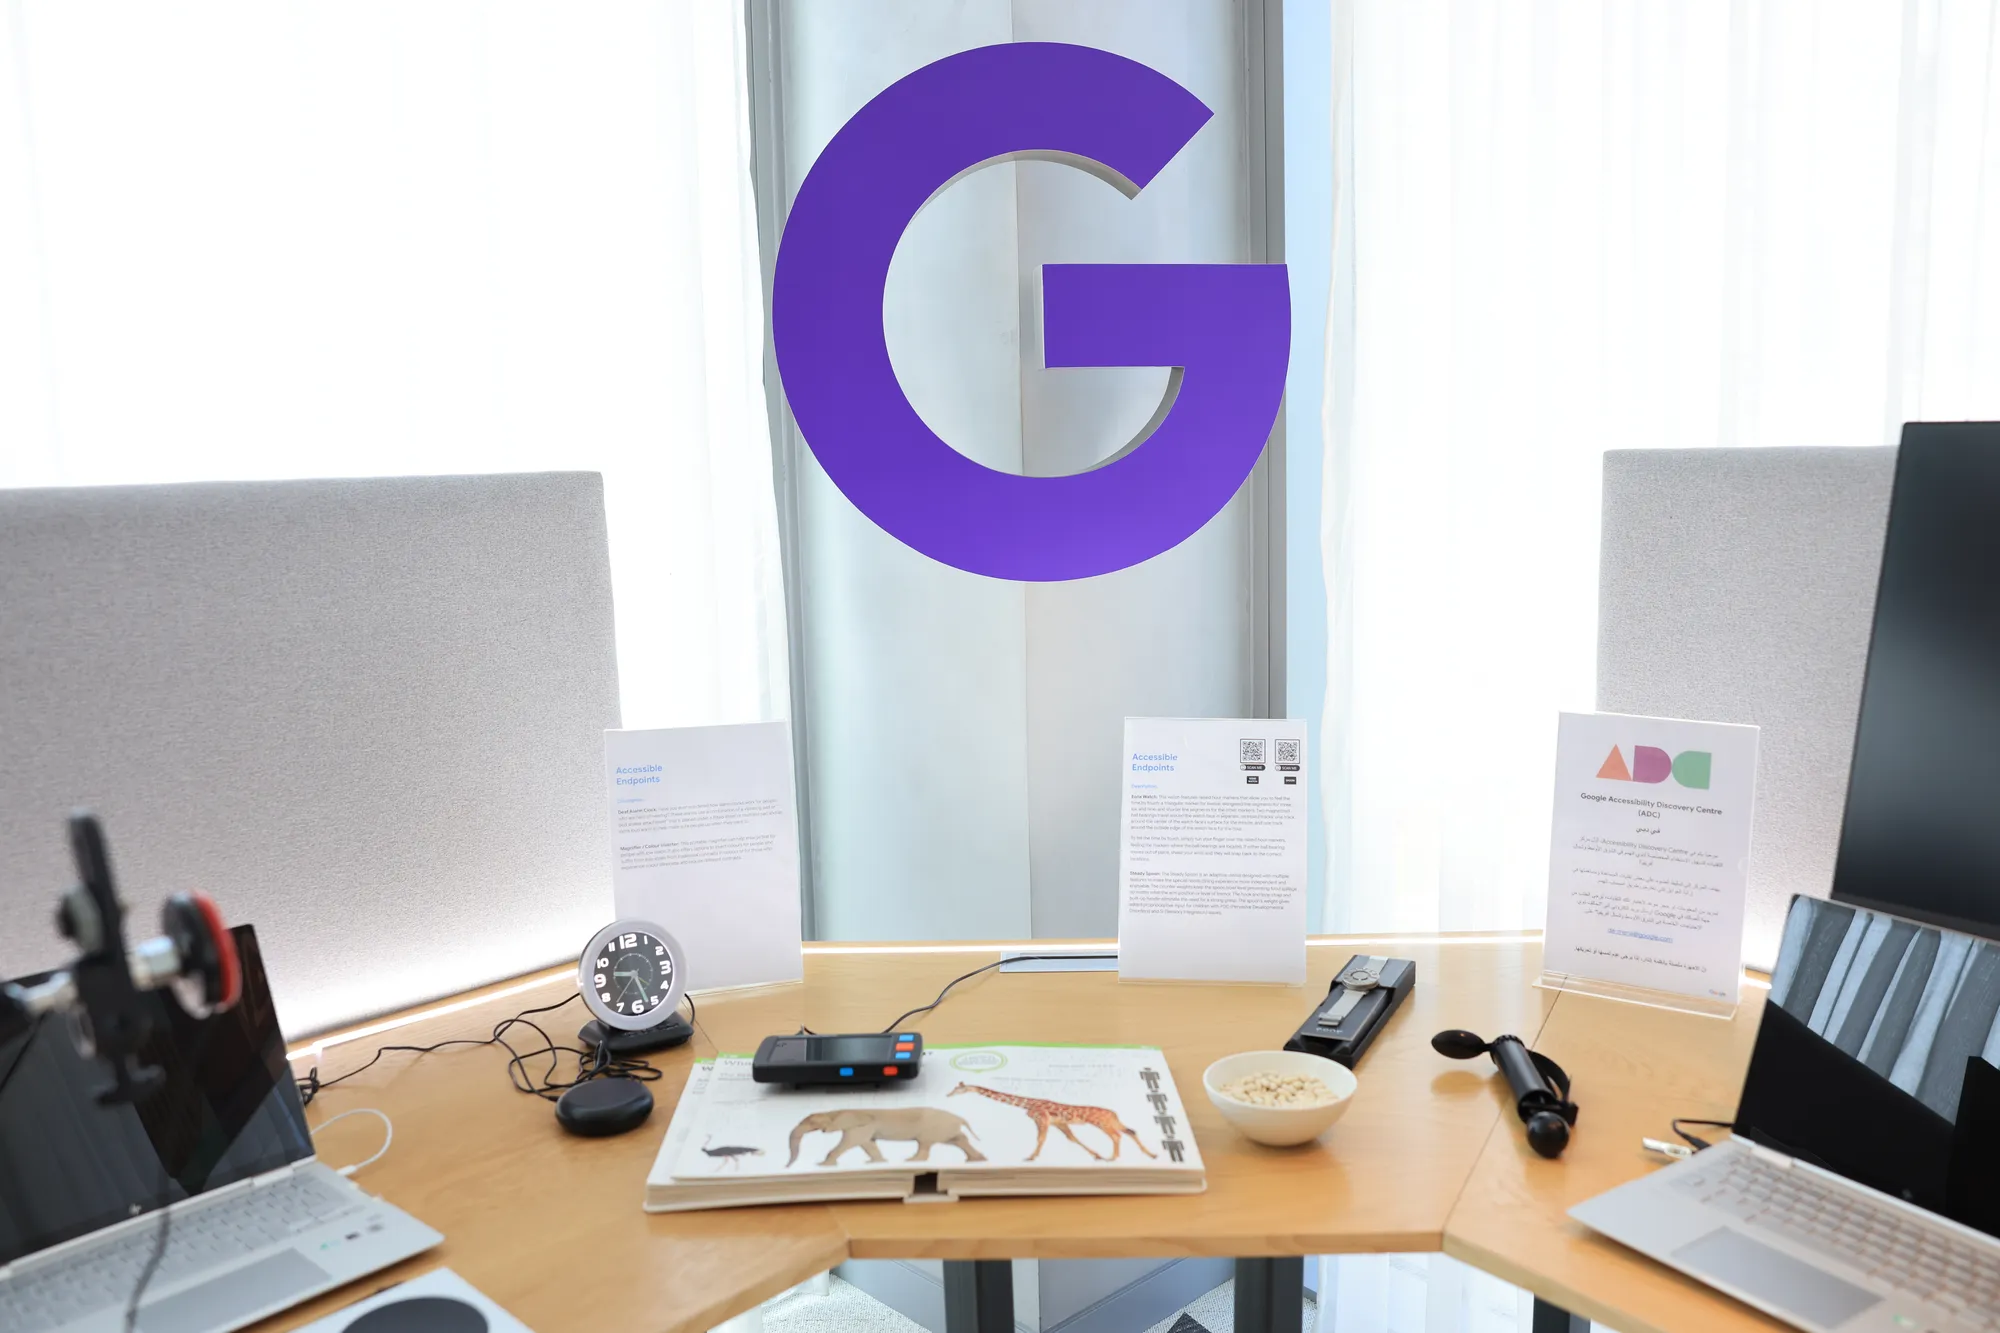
[786,1106,986,1167]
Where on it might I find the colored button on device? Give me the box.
[899,1034,917,1041]
[895,1052,911,1060]
[882,1066,899,1077]
[839,1067,854,1077]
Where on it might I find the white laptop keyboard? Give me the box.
[0,1171,360,1333]
[1674,1150,2000,1330]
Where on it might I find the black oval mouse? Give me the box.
[556,1076,654,1137]
[348,1296,487,1333]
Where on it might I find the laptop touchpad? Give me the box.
[1674,1228,1881,1329]
[137,1249,331,1333]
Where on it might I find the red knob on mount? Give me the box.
[161,891,241,1016]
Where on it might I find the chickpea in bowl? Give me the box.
[1203,1050,1357,1146]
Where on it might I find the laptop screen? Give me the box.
[0,925,312,1267]
[1743,895,2000,1239]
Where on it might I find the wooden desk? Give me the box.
[1444,983,1783,1333]
[813,939,1549,1261]
[257,936,1773,1333]
[264,969,848,1333]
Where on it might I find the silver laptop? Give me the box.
[1574,894,2000,1332]
[0,927,439,1333]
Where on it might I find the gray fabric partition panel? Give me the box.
[0,474,620,1037]
[1596,447,1895,969]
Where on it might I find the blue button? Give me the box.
[899,1034,917,1041]
[839,1067,854,1077]
[895,1052,911,1060]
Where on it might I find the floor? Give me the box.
[754,1274,1318,1333]
[1137,1279,1319,1333]
[760,1277,925,1333]
[749,1258,1571,1333]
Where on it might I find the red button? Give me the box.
[895,1042,914,1051]
[881,1066,898,1077]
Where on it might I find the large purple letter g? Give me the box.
[772,43,1290,582]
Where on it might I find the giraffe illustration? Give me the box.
[948,1083,1157,1162]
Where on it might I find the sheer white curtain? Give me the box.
[1318,2,2000,1325]
[0,0,788,730]
[1319,0,2000,938]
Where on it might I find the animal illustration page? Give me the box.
[666,1045,1203,1180]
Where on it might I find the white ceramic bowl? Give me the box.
[1202,1050,1358,1147]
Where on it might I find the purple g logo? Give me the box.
[773,43,1290,582]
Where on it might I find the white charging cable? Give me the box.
[312,1107,394,1177]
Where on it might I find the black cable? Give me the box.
[1671,1117,1734,1152]
[298,990,689,1108]
[126,1161,172,1333]
[297,993,580,1106]
[877,953,1117,1034]
[127,1011,221,1332]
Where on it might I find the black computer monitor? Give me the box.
[1831,422,2000,935]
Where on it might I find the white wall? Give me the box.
[773,0,1268,944]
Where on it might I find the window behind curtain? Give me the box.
[0,0,788,732]
[1303,0,2000,942]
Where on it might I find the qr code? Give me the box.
[1275,739,1300,766]
[1238,738,1266,764]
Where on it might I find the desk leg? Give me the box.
[943,1259,1013,1333]
[1234,1257,1304,1333]
[1531,1296,1589,1333]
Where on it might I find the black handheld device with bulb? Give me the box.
[1432,1028,1579,1158]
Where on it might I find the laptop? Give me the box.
[0,926,440,1333]
[1573,893,2000,1332]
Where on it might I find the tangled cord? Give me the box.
[295,992,679,1109]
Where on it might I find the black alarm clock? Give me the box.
[576,919,693,1055]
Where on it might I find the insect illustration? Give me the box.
[948,1083,1157,1162]
[699,1136,766,1172]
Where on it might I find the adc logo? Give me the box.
[1597,746,1712,790]
[772,43,1291,582]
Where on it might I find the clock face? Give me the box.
[578,920,686,1030]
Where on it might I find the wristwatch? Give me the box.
[1315,956,1388,1034]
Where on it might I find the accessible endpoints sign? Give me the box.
[772,42,1291,583]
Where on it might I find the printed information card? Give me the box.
[1544,711,1760,1008]
[605,721,803,992]
[1117,717,1309,985]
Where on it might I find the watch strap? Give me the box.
[1316,954,1388,1031]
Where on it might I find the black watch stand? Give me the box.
[578,1011,694,1056]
